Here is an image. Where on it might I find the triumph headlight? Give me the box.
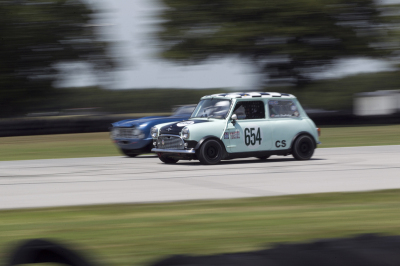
[111,128,119,139]
[151,126,158,139]
[133,129,141,136]
[182,127,190,139]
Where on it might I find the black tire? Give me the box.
[121,149,139,158]
[197,139,224,165]
[292,135,315,160]
[158,153,179,164]
[256,155,270,160]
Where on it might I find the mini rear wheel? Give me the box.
[157,153,179,164]
[292,135,315,160]
[197,139,224,165]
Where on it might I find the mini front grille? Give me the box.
[157,136,184,150]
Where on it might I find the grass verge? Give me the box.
[1,190,400,266]
[319,124,400,148]
[0,133,120,161]
[0,125,400,161]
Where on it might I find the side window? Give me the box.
[232,101,265,120]
[268,100,300,118]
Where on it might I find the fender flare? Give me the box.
[290,131,317,149]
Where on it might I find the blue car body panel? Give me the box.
[111,105,196,155]
[112,116,190,149]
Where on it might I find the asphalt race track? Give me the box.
[0,145,399,210]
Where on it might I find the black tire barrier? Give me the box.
[6,239,95,266]
[150,234,400,266]
[6,234,400,266]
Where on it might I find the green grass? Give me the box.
[1,190,400,266]
[0,133,120,161]
[0,125,399,161]
[320,124,400,148]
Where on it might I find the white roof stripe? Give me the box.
[201,92,295,99]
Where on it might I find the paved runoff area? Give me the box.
[0,145,399,210]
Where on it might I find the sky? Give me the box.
[60,0,398,90]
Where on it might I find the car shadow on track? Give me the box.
[122,155,158,159]
[175,157,326,166]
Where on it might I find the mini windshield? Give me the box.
[190,99,231,119]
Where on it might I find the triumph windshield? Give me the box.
[190,99,231,119]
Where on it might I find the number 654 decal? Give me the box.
[244,128,262,146]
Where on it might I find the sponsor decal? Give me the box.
[230,131,240,139]
[177,121,195,127]
[224,132,229,139]
[293,111,299,117]
[291,105,297,111]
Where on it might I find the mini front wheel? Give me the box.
[292,135,315,160]
[198,139,224,165]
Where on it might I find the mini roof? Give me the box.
[201,92,295,99]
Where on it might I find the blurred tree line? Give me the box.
[157,0,400,87]
[41,87,229,115]
[24,70,400,115]
[0,0,113,117]
[1,0,400,118]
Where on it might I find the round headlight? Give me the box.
[182,127,190,139]
[111,128,119,139]
[133,129,141,136]
[151,126,158,139]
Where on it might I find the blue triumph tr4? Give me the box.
[110,105,196,157]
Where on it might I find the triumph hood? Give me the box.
[112,116,165,127]
[112,115,190,128]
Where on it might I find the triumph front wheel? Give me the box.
[157,153,179,164]
[121,149,139,158]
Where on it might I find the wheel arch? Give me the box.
[290,131,317,150]
[194,135,224,149]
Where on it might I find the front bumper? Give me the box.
[152,148,195,154]
[113,138,152,150]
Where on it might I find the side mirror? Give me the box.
[231,114,237,125]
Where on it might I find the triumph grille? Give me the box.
[157,136,184,150]
[113,127,141,139]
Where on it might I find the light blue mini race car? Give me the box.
[151,92,321,164]
[110,105,196,157]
